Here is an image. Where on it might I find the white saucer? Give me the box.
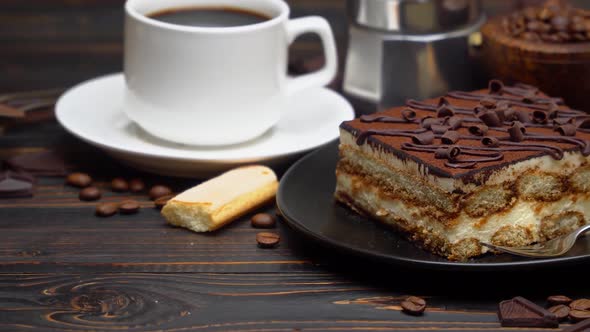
[55,73,354,177]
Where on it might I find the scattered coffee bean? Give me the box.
[66,172,92,188]
[569,309,590,322]
[95,202,118,217]
[119,200,140,214]
[548,304,570,321]
[570,299,590,311]
[154,194,175,209]
[548,295,573,306]
[149,185,172,200]
[129,178,145,193]
[111,177,129,192]
[79,186,101,201]
[401,296,426,316]
[498,296,558,328]
[256,232,280,248]
[251,213,276,228]
[563,318,590,332]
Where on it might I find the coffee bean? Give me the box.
[129,178,145,193]
[551,16,569,31]
[570,299,590,311]
[66,172,92,188]
[149,185,173,200]
[154,194,175,209]
[79,186,101,201]
[538,8,554,21]
[95,202,118,217]
[401,296,426,316]
[569,309,590,322]
[548,295,572,306]
[522,32,541,41]
[111,177,129,192]
[256,232,280,248]
[548,304,570,321]
[251,213,276,228]
[119,200,140,214]
[523,7,538,21]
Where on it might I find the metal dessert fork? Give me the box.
[481,224,590,258]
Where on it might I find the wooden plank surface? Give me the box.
[2,0,590,330]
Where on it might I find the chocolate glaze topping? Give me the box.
[345,80,590,179]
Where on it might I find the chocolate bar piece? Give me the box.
[498,296,558,328]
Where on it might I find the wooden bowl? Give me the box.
[481,16,590,112]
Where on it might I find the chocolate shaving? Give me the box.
[508,122,527,142]
[482,136,500,147]
[421,117,440,129]
[438,97,450,107]
[495,109,506,123]
[412,131,435,145]
[489,79,504,94]
[445,161,477,169]
[469,124,489,136]
[480,98,497,108]
[533,110,549,124]
[555,124,577,136]
[430,124,450,135]
[437,106,455,118]
[441,131,460,144]
[360,115,408,123]
[446,116,463,130]
[401,108,417,121]
[578,118,590,129]
[478,111,502,127]
[435,146,460,160]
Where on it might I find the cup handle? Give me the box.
[285,17,338,96]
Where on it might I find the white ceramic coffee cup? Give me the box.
[124,0,337,146]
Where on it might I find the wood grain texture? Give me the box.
[0,272,584,332]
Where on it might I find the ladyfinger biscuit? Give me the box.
[161,166,278,232]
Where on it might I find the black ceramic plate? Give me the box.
[277,141,590,270]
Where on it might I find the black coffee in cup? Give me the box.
[148,7,271,27]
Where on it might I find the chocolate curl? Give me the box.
[480,98,497,109]
[431,124,450,134]
[532,110,549,124]
[497,100,511,109]
[478,111,502,127]
[401,108,417,121]
[515,110,531,123]
[447,116,463,130]
[521,93,536,104]
[437,105,455,118]
[435,146,461,160]
[554,117,574,125]
[473,106,487,114]
[504,108,516,121]
[578,118,590,129]
[441,130,460,144]
[469,124,489,136]
[546,102,559,114]
[508,121,526,142]
[489,79,504,94]
[412,131,435,145]
[421,116,440,129]
[495,109,506,123]
[445,161,477,169]
[482,136,500,147]
[438,97,450,107]
[555,124,577,136]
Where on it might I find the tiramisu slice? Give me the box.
[335,80,590,260]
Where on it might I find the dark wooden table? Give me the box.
[1,1,590,331]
